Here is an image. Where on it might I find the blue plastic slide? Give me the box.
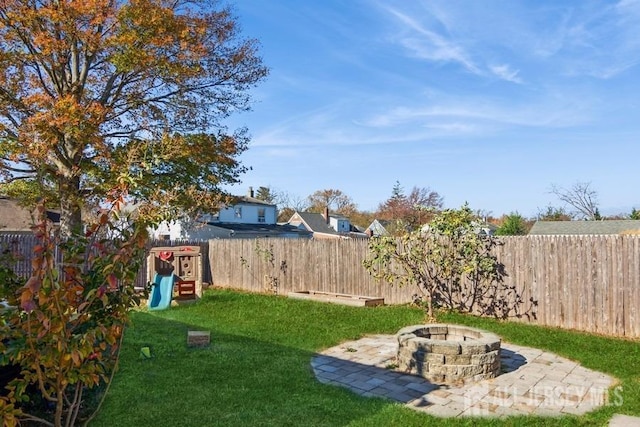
[148,273,175,311]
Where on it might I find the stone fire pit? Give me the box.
[396,324,501,384]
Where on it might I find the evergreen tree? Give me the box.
[495,212,529,235]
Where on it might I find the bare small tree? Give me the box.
[270,189,308,222]
[363,204,536,320]
[550,182,600,220]
[376,181,444,232]
[307,189,357,216]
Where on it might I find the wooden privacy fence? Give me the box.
[0,233,40,278]
[208,235,640,338]
[3,233,639,338]
[0,234,210,290]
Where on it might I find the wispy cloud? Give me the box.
[248,93,593,152]
[378,0,640,82]
[380,5,528,84]
[357,93,593,133]
[529,0,640,79]
[383,6,482,75]
[489,64,523,84]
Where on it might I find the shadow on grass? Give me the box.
[89,311,397,427]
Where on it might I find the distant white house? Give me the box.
[150,188,311,240]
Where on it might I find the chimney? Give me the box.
[322,206,329,223]
[248,186,254,198]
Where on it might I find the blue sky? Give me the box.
[225,0,640,217]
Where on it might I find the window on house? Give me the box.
[258,208,266,223]
[235,207,242,218]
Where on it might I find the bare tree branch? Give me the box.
[550,181,599,220]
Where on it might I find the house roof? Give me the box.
[529,220,640,235]
[476,222,498,235]
[0,198,60,232]
[287,210,369,238]
[230,195,275,207]
[366,219,391,236]
[288,211,337,235]
[204,222,312,238]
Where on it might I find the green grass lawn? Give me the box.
[89,289,640,426]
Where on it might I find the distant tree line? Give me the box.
[246,180,640,236]
[2,179,637,237]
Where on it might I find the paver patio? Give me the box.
[311,334,618,418]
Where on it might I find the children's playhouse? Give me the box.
[147,246,203,310]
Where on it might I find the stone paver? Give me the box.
[312,334,619,419]
[609,414,640,426]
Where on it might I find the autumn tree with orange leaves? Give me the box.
[1,202,149,427]
[0,1,266,425]
[376,181,444,234]
[0,0,268,235]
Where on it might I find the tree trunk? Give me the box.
[59,175,83,238]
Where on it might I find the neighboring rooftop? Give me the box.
[289,211,337,236]
[230,195,276,207]
[202,222,312,239]
[529,220,640,235]
[227,187,276,208]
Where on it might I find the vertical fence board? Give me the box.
[0,233,37,279]
[546,236,555,326]
[556,237,566,328]
[594,236,602,334]
[528,237,541,323]
[568,236,576,328]
[549,237,558,327]
[602,236,612,335]
[632,237,640,337]
[633,236,640,337]
[610,236,618,335]
[611,236,620,335]
[557,237,567,328]
[588,237,597,334]
[575,237,583,332]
